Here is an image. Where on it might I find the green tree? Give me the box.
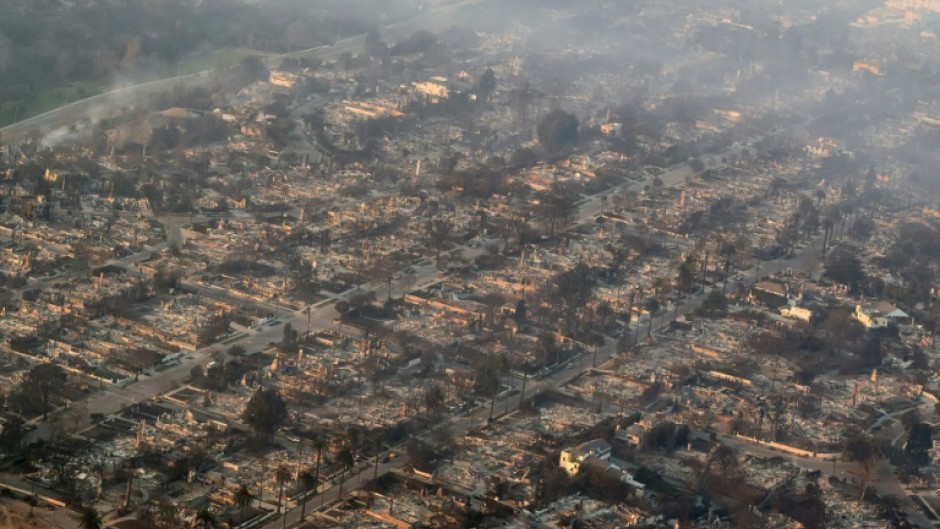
[510,147,539,169]
[426,217,455,264]
[337,445,354,471]
[275,465,291,515]
[514,299,527,329]
[477,68,497,101]
[303,435,326,520]
[843,434,878,499]
[298,470,315,520]
[79,506,102,529]
[824,245,867,294]
[0,418,27,456]
[549,263,597,334]
[364,26,387,60]
[22,363,67,419]
[422,384,446,418]
[234,484,253,523]
[472,354,499,396]
[698,290,728,317]
[404,437,437,471]
[239,55,269,83]
[241,388,288,444]
[536,182,580,235]
[537,109,579,153]
[677,254,697,294]
[904,422,933,470]
[281,322,298,348]
[194,508,217,529]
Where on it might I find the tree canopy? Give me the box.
[477,68,497,101]
[79,506,102,529]
[22,363,67,419]
[537,109,579,152]
[241,388,288,444]
[824,244,867,294]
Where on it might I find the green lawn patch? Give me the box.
[0,80,104,128]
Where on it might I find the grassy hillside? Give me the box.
[0,0,423,127]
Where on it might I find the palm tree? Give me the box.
[677,254,697,296]
[422,384,445,419]
[79,506,102,529]
[718,239,737,294]
[426,217,455,265]
[645,298,658,337]
[298,470,315,521]
[536,333,556,370]
[275,465,291,515]
[489,370,500,423]
[822,206,840,254]
[634,286,644,345]
[500,352,514,414]
[193,508,217,529]
[234,484,253,524]
[929,306,940,349]
[336,446,354,501]
[336,446,355,471]
[652,275,671,311]
[814,186,826,207]
[312,436,326,509]
[843,434,878,501]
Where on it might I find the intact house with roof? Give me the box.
[560,439,612,476]
[750,281,789,308]
[853,301,909,329]
[559,439,646,494]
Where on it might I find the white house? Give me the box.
[560,439,645,494]
[853,301,909,329]
[559,439,611,476]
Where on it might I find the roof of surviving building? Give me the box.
[753,281,787,297]
[859,300,906,317]
[568,439,612,458]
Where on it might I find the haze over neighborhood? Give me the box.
[1,1,940,528]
